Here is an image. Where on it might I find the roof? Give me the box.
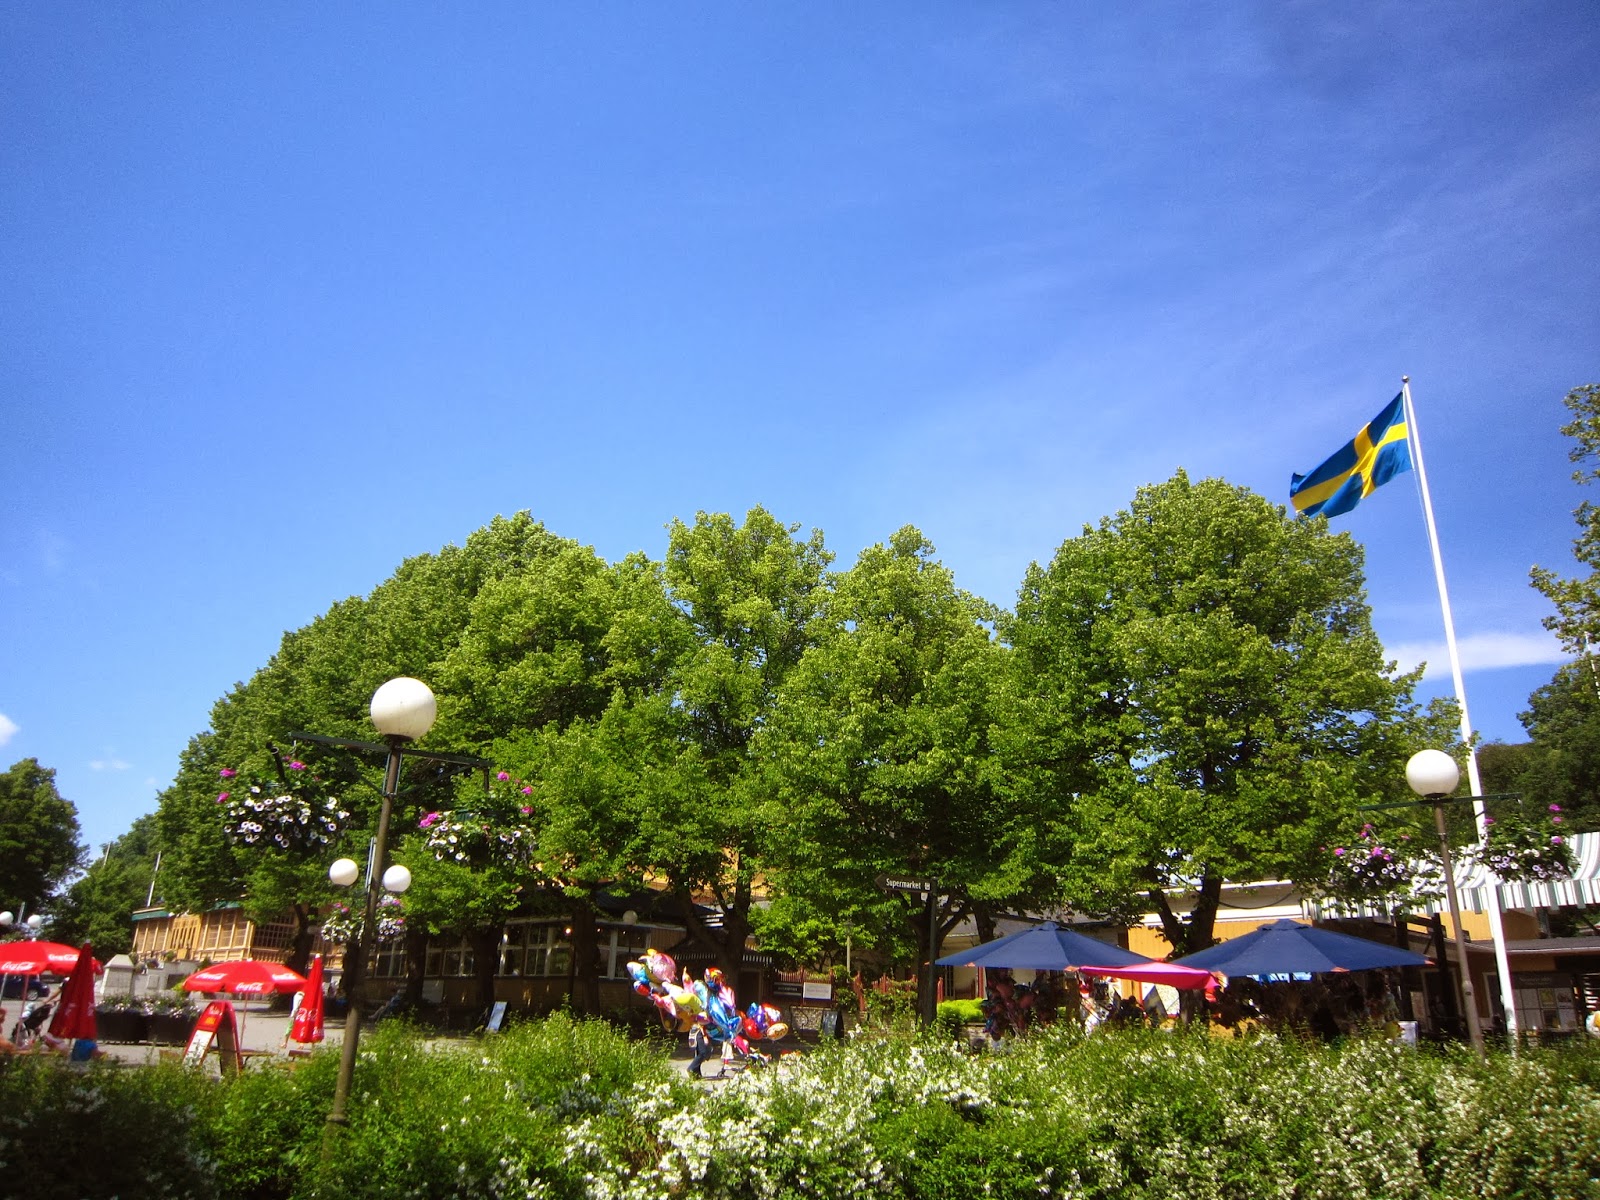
[1464,935,1600,958]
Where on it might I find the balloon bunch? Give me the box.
[626,951,789,1057]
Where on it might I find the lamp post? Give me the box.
[1406,749,1485,1055]
[0,910,45,937]
[325,677,436,1132]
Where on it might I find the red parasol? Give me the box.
[181,959,307,996]
[1077,961,1216,990]
[0,941,102,975]
[288,954,325,1044]
[48,943,98,1041]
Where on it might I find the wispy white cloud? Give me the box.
[0,713,16,746]
[1387,631,1568,678]
[89,757,131,772]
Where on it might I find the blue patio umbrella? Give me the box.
[1169,919,1430,977]
[935,921,1154,971]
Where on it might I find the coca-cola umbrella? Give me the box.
[48,943,98,1042]
[288,954,325,1045]
[0,942,101,976]
[182,959,308,1048]
[181,959,308,996]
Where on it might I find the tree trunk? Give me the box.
[286,903,317,976]
[471,924,502,1014]
[403,924,428,1006]
[567,898,602,1015]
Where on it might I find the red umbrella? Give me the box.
[1077,961,1216,990]
[181,959,307,996]
[0,942,102,975]
[288,954,325,1044]
[48,943,98,1041]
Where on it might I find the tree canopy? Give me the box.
[0,758,84,918]
[1004,471,1455,954]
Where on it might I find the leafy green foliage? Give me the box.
[1531,382,1600,655]
[51,813,160,956]
[1004,472,1456,953]
[4,1019,1599,1199]
[758,527,1036,973]
[0,758,83,917]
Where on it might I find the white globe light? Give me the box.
[382,864,413,894]
[328,858,360,887]
[370,677,437,741]
[1406,749,1461,798]
[621,910,639,926]
[0,911,13,927]
[24,914,44,931]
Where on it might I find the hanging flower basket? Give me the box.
[1466,805,1575,882]
[1316,824,1444,911]
[218,763,351,852]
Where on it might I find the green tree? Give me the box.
[0,759,84,919]
[52,814,161,957]
[1532,382,1600,653]
[154,514,588,975]
[758,528,1039,1005]
[641,507,833,983]
[1006,471,1454,955]
[1485,664,1600,834]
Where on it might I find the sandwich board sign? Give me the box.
[183,999,243,1075]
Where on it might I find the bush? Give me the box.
[5,1016,1599,1199]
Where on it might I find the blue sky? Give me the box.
[3,4,1597,855]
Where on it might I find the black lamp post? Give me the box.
[291,677,489,1138]
[1406,749,1485,1055]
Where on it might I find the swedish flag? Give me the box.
[1290,393,1413,518]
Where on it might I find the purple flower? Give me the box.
[1370,846,1384,858]
[521,786,532,795]
[497,771,510,781]
[419,812,442,829]
[1550,804,1562,813]
[1553,814,1564,824]
[1552,835,1564,846]
[1333,847,1346,857]
[1484,816,1496,825]
[288,761,305,771]
[520,806,532,815]
[216,792,228,804]
[219,768,237,779]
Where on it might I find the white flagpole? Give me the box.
[1402,376,1519,1044]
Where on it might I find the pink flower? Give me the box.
[497,771,510,781]
[216,792,229,804]
[1552,814,1564,824]
[521,786,533,795]
[520,806,532,815]
[419,812,442,829]
[288,761,306,771]
[1550,804,1562,813]
[219,768,237,779]
[1333,847,1346,857]
[1552,835,1564,845]
[1370,846,1384,858]
[1484,816,1495,825]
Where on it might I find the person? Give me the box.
[68,1037,105,1063]
[687,1021,715,1078]
[0,1008,18,1055]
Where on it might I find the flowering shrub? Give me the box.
[7,1019,1600,1199]
[218,763,351,852]
[1467,803,1576,882]
[419,772,539,868]
[1317,823,1444,910]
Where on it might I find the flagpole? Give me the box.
[1401,376,1519,1045]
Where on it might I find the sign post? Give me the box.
[183,1000,243,1075]
[876,875,942,1027]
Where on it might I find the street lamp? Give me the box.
[1406,749,1485,1054]
[328,677,433,1132]
[289,676,490,1141]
